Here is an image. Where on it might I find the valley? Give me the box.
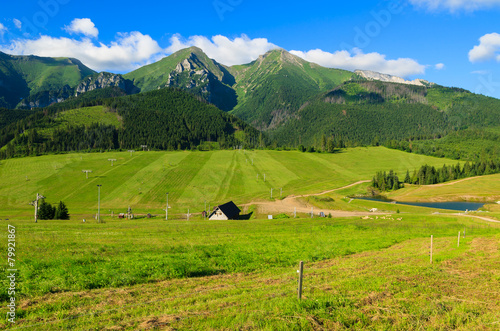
[0,46,499,330]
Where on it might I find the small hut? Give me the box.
[209,201,241,220]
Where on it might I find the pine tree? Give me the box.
[54,201,70,220]
[38,200,55,220]
[404,170,411,184]
[326,138,335,153]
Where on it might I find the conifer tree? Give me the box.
[404,170,411,184]
[38,200,55,220]
[55,201,70,220]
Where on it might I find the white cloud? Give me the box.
[0,23,7,38]
[289,48,425,77]
[64,18,99,38]
[0,32,163,72]
[166,34,279,66]
[435,63,445,70]
[471,70,490,74]
[469,33,500,62]
[0,29,427,78]
[13,19,22,30]
[409,0,500,12]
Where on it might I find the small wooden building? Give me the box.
[209,201,241,220]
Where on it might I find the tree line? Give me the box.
[0,88,262,159]
[38,200,70,220]
[372,160,500,192]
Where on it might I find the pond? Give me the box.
[356,197,484,211]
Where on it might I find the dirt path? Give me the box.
[242,180,382,217]
[286,180,372,198]
[241,180,500,223]
[429,176,483,187]
[450,213,500,224]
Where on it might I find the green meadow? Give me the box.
[0,147,464,219]
[387,173,500,202]
[1,216,499,329]
[2,147,500,329]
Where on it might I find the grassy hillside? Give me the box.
[272,80,500,149]
[386,173,500,202]
[54,106,122,128]
[125,47,237,111]
[0,52,95,108]
[0,147,470,218]
[230,49,354,129]
[2,215,499,329]
[0,88,258,158]
[31,106,123,139]
[3,148,499,329]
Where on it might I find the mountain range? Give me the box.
[1,47,499,157]
[0,47,356,127]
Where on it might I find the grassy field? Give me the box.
[387,174,500,203]
[2,147,500,329]
[0,147,467,219]
[36,106,123,138]
[55,106,123,129]
[2,215,499,329]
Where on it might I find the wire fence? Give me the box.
[9,232,498,330]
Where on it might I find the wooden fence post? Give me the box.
[430,235,433,264]
[298,261,304,300]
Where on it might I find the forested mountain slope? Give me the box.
[0,88,260,159]
[0,52,95,108]
[272,80,500,148]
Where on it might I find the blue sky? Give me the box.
[0,0,499,98]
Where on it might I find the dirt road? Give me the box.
[450,213,500,224]
[242,180,382,217]
[241,180,500,223]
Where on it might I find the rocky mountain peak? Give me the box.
[75,72,138,96]
[355,70,434,87]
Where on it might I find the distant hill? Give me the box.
[0,52,96,108]
[125,47,237,111]
[272,80,500,149]
[1,47,500,160]
[126,47,355,129]
[229,49,354,130]
[0,88,261,159]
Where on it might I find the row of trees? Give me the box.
[371,170,403,192]
[386,129,500,161]
[0,88,262,159]
[373,159,500,192]
[274,97,451,148]
[38,200,70,220]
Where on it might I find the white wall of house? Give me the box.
[209,209,229,220]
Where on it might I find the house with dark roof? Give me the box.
[209,201,241,220]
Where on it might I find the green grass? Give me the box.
[55,106,123,128]
[0,147,465,218]
[124,47,226,93]
[2,147,500,329]
[1,215,499,329]
[387,174,500,203]
[9,56,95,95]
[36,106,123,138]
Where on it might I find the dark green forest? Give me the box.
[272,81,500,162]
[0,88,261,159]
